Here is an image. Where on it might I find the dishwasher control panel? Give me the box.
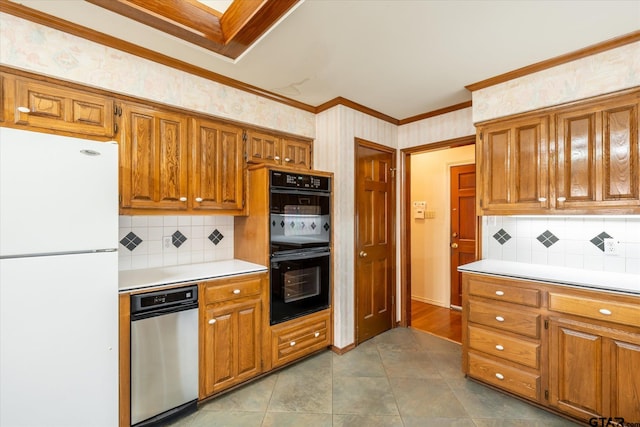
[131,285,198,318]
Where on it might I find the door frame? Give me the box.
[399,135,477,327]
[354,137,397,342]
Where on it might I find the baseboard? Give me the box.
[331,343,356,355]
[411,296,448,308]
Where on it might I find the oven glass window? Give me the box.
[283,266,320,303]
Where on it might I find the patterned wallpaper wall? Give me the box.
[482,216,640,275]
[118,215,234,271]
[0,13,315,138]
[472,41,640,123]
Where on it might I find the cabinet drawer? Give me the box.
[204,276,262,304]
[468,277,540,307]
[468,300,540,338]
[468,352,540,401]
[468,325,540,369]
[548,292,640,328]
[271,311,331,368]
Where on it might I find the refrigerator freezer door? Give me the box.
[0,252,118,427]
[0,127,118,257]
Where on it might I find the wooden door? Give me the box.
[479,116,549,213]
[191,118,244,212]
[548,318,604,421]
[202,298,261,396]
[355,139,395,344]
[450,164,476,308]
[281,137,312,170]
[120,103,188,210]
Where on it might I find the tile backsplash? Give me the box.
[482,216,640,275]
[118,216,234,271]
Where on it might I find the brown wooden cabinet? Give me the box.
[119,102,190,211]
[190,118,244,212]
[462,271,640,425]
[270,309,332,369]
[119,105,245,214]
[200,273,265,398]
[246,130,312,170]
[477,116,550,213]
[476,89,640,215]
[2,73,116,137]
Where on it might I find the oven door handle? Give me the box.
[271,251,331,262]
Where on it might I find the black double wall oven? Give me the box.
[269,170,331,325]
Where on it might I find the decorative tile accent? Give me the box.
[120,232,142,251]
[536,230,559,248]
[172,230,187,248]
[272,220,276,227]
[493,228,512,245]
[290,221,295,228]
[324,222,330,231]
[280,220,285,228]
[311,222,317,230]
[590,231,612,252]
[208,229,224,245]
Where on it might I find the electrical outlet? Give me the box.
[603,238,619,256]
[163,236,173,249]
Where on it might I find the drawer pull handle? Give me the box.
[495,290,504,296]
[557,196,566,202]
[495,316,505,322]
[495,373,505,380]
[495,345,504,351]
[233,289,241,295]
[290,341,296,346]
[314,332,320,338]
[195,197,203,202]
[179,196,187,202]
[208,319,216,325]
[599,308,612,316]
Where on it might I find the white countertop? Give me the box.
[458,259,640,295]
[119,260,268,292]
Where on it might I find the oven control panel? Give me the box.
[271,171,330,191]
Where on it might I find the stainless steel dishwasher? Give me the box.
[130,285,199,427]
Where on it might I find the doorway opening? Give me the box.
[400,135,477,344]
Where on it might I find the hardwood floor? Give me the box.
[410,300,462,344]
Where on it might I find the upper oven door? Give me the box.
[270,189,330,252]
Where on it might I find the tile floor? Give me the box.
[170,327,579,427]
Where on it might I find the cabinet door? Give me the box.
[548,318,604,421]
[120,103,188,210]
[191,118,244,212]
[281,137,312,170]
[555,97,639,211]
[246,131,281,166]
[478,116,549,213]
[607,336,640,422]
[202,298,261,396]
[13,77,115,137]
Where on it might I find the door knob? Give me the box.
[451,243,459,249]
[359,251,368,258]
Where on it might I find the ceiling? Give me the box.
[6,0,640,120]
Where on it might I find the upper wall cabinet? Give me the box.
[477,116,550,213]
[119,103,246,215]
[246,130,312,170]
[476,89,640,215]
[1,73,116,138]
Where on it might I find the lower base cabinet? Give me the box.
[462,272,640,425]
[270,309,332,369]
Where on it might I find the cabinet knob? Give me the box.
[495,373,505,380]
[495,290,504,296]
[233,289,241,295]
[495,345,504,351]
[599,308,612,316]
[284,157,291,162]
[314,332,320,338]
[17,106,31,113]
[208,319,216,325]
[179,197,187,202]
[557,197,566,202]
[290,341,296,346]
[495,316,505,322]
[195,197,203,202]
[538,197,547,202]
[274,156,281,161]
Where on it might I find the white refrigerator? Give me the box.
[0,127,119,427]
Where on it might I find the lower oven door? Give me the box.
[270,250,330,325]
